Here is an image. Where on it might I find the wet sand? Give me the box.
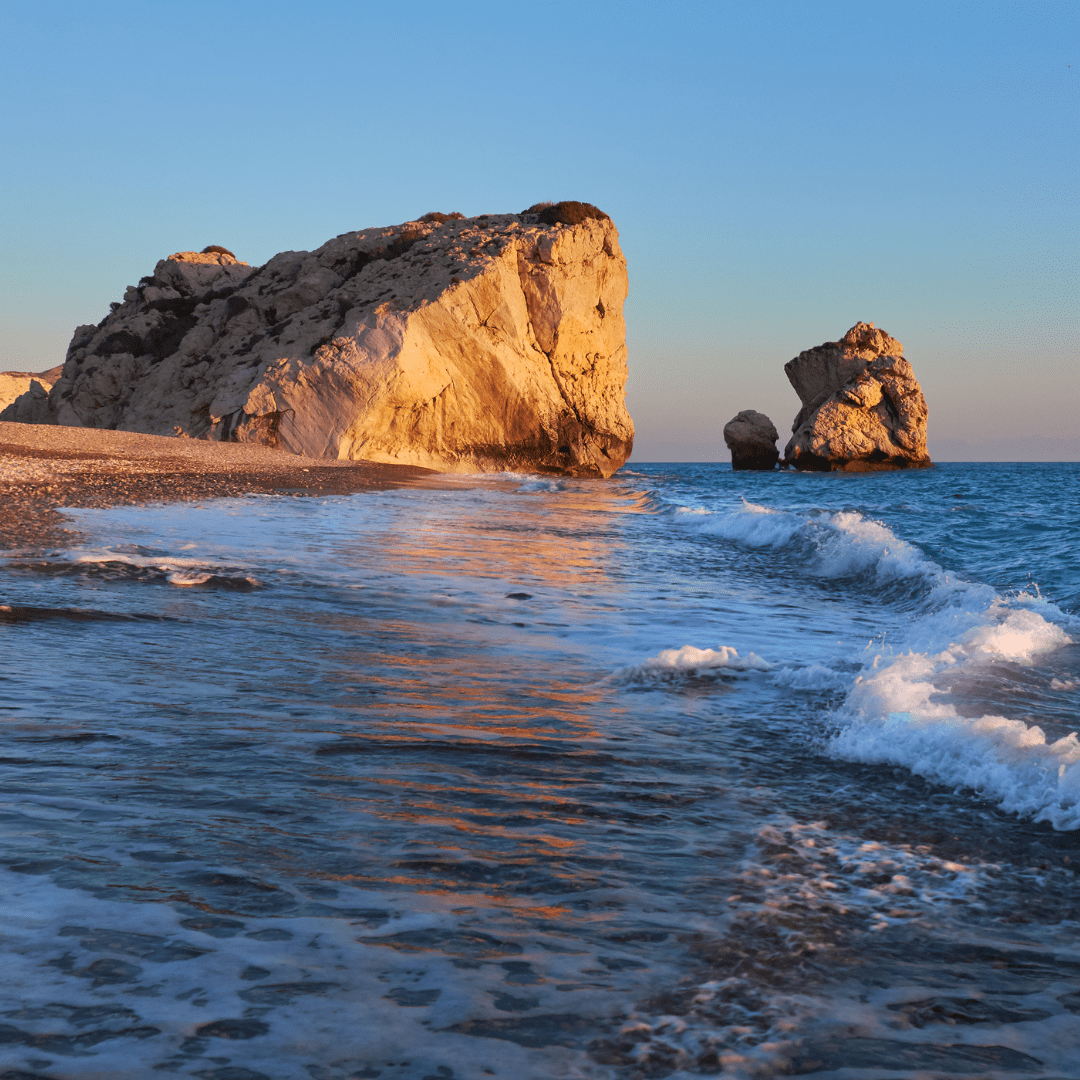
[0,421,435,550]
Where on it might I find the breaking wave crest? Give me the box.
[833,604,1078,829]
[675,499,979,605]
[673,498,1079,828]
[611,645,773,685]
[6,550,261,591]
[675,501,804,549]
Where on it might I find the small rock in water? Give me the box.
[195,1017,271,1039]
[723,410,780,470]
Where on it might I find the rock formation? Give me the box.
[723,410,779,470]
[783,323,930,471]
[2,204,633,477]
[0,366,61,417]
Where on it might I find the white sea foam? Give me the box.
[831,605,1079,828]
[165,569,260,588]
[512,475,567,493]
[71,549,261,588]
[815,509,941,583]
[675,500,977,602]
[813,515,1079,827]
[612,644,773,684]
[819,569,1077,829]
[166,569,217,586]
[771,663,852,691]
[675,500,804,547]
[675,498,1079,827]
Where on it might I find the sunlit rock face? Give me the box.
[783,322,931,472]
[3,209,633,477]
[0,367,60,417]
[723,410,779,470]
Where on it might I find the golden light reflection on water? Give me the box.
[6,467,1075,1074]
[321,665,609,735]
[326,480,652,592]
[170,479,664,909]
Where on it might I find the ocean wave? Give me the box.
[77,552,262,590]
[611,644,773,685]
[674,501,805,548]
[509,474,570,493]
[770,663,853,691]
[7,550,262,591]
[673,500,979,606]
[673,498,1080,826]
[830,603,1079,829]
[815,509,943,584]
[164,569,261,590]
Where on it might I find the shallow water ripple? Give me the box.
[1,464,1078,1078]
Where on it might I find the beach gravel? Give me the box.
[0,420,431,550]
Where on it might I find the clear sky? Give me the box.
[1,0,1076,461]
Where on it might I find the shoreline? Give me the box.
[0,421,437,551]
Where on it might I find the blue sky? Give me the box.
[1,0,1076,460]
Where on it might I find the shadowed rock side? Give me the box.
[2,212,633,477]
[783,322,931,471]
[0,366,62,417]
[723,410,779,470]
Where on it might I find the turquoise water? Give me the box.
[1,462,1078,1079]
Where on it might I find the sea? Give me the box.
[1,461,1079,1080]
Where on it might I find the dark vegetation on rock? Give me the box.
[419,211,466,223]
[522,201,610,226]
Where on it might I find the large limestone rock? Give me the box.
[3,208,633,477]
[783,323,931,471]
[723,410,779,470]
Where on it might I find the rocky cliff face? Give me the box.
[3,209,633,477]
[783,323,930,471]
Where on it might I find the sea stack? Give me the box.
[1,203,634,478]
[723,410,779,470]
[783,322,931,471]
